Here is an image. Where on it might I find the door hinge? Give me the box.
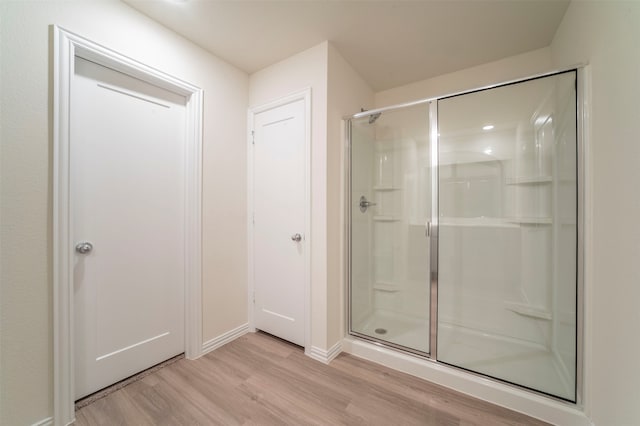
[252,290,256,304]
[251,130,255,145]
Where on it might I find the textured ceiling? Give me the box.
[123,0,570,91]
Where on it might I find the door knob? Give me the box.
[75,241,93,254]
[291,233,302,242]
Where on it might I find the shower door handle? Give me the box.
[426,221,431,237]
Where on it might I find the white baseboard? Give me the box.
[306,341,343,364]
[31,417,53,426]
[201,323,249,355]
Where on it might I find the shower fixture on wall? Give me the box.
[359,195,376,213]
[368,112,381,124]
[360,108,382,124]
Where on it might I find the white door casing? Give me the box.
[248,90,311,349]
[71,57,186,399]
[53,26,203,425]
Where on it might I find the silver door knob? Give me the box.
[75,241,93,254]
[291,233,302,242]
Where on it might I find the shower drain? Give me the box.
[374,328,388,335]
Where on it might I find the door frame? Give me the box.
[247,89,312,352]
[52,26,203,425]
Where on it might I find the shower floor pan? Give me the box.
[438,323,574,400]
[354,310,429,353]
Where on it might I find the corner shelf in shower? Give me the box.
[372,185,402,191]
[373,282,400,292]
[373,216,400,222]
[505,176,552,185]
[506,217,552,225]
[504,301,552,320]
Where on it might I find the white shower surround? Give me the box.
[354,216,572,399]
[347,69,584,425]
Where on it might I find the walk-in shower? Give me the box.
[346,70,580,402]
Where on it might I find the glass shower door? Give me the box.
[349,103,431,354]
[436,71,578,401]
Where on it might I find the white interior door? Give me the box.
[71,57,186,399]
[253,98,307,346]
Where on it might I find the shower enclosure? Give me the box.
[347,70,580,402]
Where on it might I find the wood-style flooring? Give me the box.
[75,331,550,425]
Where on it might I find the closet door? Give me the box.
[252,98,307,346]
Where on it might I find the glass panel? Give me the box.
[350,103,431,354]
[437,71,577,401]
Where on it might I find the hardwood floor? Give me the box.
[75,331,550,425]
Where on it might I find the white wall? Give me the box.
[249,42,330,350]
[551,2,640,424]
[375,47,553,108]
[326,44,374,346]
[0,1,248,424]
